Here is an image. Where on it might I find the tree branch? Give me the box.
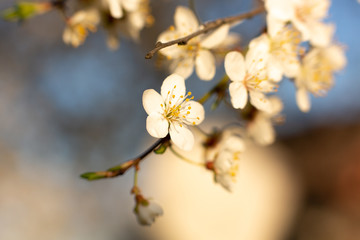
[145,6,265,59]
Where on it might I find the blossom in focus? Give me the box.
[224,47,277,112]
[63,9,100,47]
[265,0,334,47]
[247,96,283,145]
[143,74,205,151]
[250,26,301,82]
[295,44,346,112]
[206,131,246,192]
[158,6,232,81]
[134,196,163,226]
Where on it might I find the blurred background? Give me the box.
[0,0,360,239]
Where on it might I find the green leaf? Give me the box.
[154,142,168,154]
[2,2,49,22]
[80,172,107,181]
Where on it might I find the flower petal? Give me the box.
[170,57,195,80]
[224,136,245,152]
[146,112,169,138]
[174,6,199,34]
[122,0,140,12]
[229,81,248,109]
[195,50,216,81]
[107,0,123,19]
[296,87,311,112]
[200,24,230,49]
[169,123,194,151]
[248,117,275,146]
[143,89,164,115]
[224,51,246,82]
[308,22,334,47]
[180,100,205,125]
[161,74,186,103]
[249,91,272,112]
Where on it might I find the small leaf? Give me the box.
[154,142,169,154]
[80,172,107,181]
[2,2,50,22]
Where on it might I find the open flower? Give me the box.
[265,0,333,47]
[143,74,205,151]
[247,96,283,145]
[158,6,231,81]
[295,44,346,112]
[206,131,246,192]
[249,26,301,82]
[134,196,163,226]
[63,9,100,47]
[224,46,277,112]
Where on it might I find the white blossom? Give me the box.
[207,132,245,192]
[224,44,277,112]
[62,9,100,47]
[143,74,205,151]
[158,6,232,81]
[134,199,163,226]
[295,44,346,112]
[102,0,141,19]
[250,26,301,82]
[247,96,283,145]
[265,0,334,47]
[104,0,153,50]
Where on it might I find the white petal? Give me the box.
[267,57,284,82]
[146,113,169,138]
[265,0,294,21]
[215,173,233,192]
[200,24,230,49]
[229,82,248,109]
[142,89,164,115]
[267,96,283,116]
[249,91,272,113]
[224,136,245,152]
[195,50,216,81]
[174,6,199,34]
[170,58,195,80]
[161,74,186,103]
[180,100,205,125]
[246,38,269,74]
[308,22,334,47]
[248,117,275,146]
[158,30,185,58]
[122,0,140,12]
[296,87,311,112]
[266,14,286,37]
[326,45,346,70]
[224,51,246,82]
[169,123,194,151]
[108,0,123,19]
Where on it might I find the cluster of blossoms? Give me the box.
[63,0,153,48]
[5,0,343,226]
[135,0,346,225]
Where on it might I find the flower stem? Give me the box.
[169,145,205,167]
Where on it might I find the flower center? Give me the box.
[160,85,200,127]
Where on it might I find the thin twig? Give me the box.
[145,6,265,59]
